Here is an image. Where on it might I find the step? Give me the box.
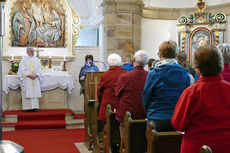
[66,119,84,129]
[15,120,66,130]
[2,109,85,131]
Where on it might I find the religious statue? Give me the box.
[12,0,36,46]
[123,40,134,61]
[36,0,61,47]
[31,0,44,27]
[12,0,64,47]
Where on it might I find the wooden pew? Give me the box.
[84,72,103,150]
[200,145,212,153]
[120,111,147,153]
[103,104,120,153]
[92,100,105,153]
[146,121,182,153]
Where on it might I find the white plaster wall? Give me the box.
[224,16,230,43]
[141,18,178,59]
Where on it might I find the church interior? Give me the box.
[1,0,230,152]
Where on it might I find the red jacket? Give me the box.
[97,66,127,121]
[171,75,230,153]
[221,64,230,83]
[115,66,148,122]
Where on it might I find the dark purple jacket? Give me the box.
[115,66,147,122]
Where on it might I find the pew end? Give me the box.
[103,104,120,153]
[120,111,147,153]
[146,121,182,153]
[84,72,103,150]
[200,145,212,153]
[92,100,105,153]
[84,98,96,150]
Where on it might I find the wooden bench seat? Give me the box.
[146,121,182,153]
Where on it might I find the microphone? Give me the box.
[94,61,108,71]
[89,60,93,67]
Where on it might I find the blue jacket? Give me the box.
[143,63,191,120]
[121,63,134,72]
[79,63,99,88]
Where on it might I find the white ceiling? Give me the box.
[68,0,230,25]
[143,0,230,8]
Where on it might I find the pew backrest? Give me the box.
[85,72,103,100]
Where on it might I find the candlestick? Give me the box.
[62,61,67,71]
[48,58,52,68]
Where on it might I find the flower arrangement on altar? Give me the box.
[8,62,19,75]
[41,59,49,68]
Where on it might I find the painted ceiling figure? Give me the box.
[12,0,36,47]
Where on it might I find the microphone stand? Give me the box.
[0,1,24,152]
[94,60,108,71]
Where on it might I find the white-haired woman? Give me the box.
[115,50,149,138]
[97,53,127,122]
[218,43,230,82]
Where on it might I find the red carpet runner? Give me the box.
[3,109,76,130]
[3,129,84,153]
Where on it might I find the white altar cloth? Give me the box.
[3,74,74,94]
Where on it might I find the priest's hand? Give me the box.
[31,75,38,80]
[27,74,38,80]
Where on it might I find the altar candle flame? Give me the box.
[64,55,66,61]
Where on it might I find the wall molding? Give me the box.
[142,2,230,20]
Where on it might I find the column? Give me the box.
[102,0,144,56]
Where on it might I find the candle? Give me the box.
[11,54,14,61]
[49,53,51,59]
[63,55,66,61]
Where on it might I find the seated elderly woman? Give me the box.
[171,45,230,153]
[218,43,230,82]
[97,53,127,122]
[143,40,194,132]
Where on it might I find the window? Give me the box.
[76,27,99,46]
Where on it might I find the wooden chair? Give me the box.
[84,72,103,150]
[146,121,182,153]
[92,100,105,153]
[103,104,120,153]
[200,145,212,153]
[120,111,147,153]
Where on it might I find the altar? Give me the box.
[3,73,74,110]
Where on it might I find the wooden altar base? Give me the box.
[2,109,85,131]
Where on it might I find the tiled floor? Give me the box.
[75,142,92,153]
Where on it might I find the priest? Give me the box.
[18,47,43,112]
